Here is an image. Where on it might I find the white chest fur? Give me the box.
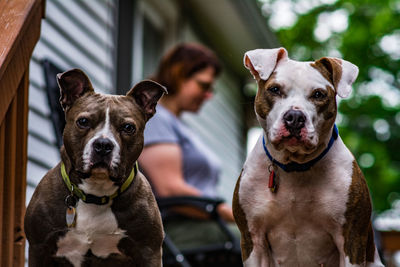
[56,180,126,267]
[239,136,355,266]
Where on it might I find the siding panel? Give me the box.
[183,72,245,203]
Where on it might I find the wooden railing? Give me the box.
[0,0,45,266]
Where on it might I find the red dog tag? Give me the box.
[268,170,277,193]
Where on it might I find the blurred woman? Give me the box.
[139,43,237,249]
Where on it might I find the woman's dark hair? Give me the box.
[152,43,222,95]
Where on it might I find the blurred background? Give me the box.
[24,0,399,265]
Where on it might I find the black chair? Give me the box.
[42,60,243,267]
[157,196,242,267]
[42,59,65,149]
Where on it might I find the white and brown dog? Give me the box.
[233,48,384,266]
[25,69,166,266]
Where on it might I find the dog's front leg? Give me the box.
[366,248,385,267]
[242,234,274,267]
[338,251,384,267]
[118,236,162,267]
[233,171,274,267]
[333,234,361,267]
[147,247,162,267]
[333,233,384,267]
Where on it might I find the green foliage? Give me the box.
[260,0,400,211]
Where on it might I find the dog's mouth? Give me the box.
[271,128,307,146]
[270,125,318,152]
[282,134,302,145]
[91,161,110,170]
[81,160,118,180]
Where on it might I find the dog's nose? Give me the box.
[93,138,114,156]
[283,110,306,131]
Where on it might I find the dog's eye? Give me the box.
[268,86,281,95]
[311,90,327,99]
[76,118,90,129]
[122,123,135,134]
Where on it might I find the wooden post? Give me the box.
[0,0,45,266]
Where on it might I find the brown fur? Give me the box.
[343,160,375,264]
[25,69,166,266]
[25,164,164,266]
[314,85,338,144]
[311,58,343,95]
[232,170,254,261]
[312,85,337,121]
[310,60,342,144]
[62,93,147,182]
[255,73,282,120]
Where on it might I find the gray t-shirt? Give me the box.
[143,105,220,197]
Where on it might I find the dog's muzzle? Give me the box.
[283,109,306,136]
[93,137,114,156]
[91,137,115,169]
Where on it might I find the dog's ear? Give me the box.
[57,69,94,110]
[312,57,359,98]
[127,80,168,120]
[244,47,288,81]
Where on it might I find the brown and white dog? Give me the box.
[233,48,384,267]
[25,69,166,266]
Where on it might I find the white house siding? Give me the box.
[178,24,246,203]
[26,0,116,205]
[182,72,245,203]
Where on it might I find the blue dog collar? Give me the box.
[262,124,339,172]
